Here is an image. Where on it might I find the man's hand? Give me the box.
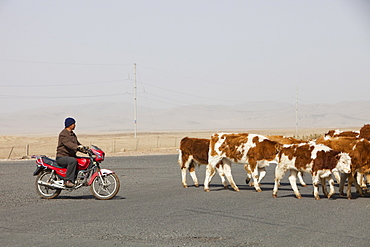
[77,145,89,153]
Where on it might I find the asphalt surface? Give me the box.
[0,155,369,247]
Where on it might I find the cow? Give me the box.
[325,130,360,138]
[267,135,308,187]
[315,136,370,198]
[178,137,227,188]
[267,135,305,144]
[204,133,282,192]
[359,124,370,140]
[272,143,352,200]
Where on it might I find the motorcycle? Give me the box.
[33,145,120,200]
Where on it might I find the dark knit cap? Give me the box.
[64,117,76,128]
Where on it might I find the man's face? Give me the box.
[68,123,76,131]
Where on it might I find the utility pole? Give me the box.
[295,87,298,137]
[134,63,137,138]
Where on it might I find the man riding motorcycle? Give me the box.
[56,117,87,188]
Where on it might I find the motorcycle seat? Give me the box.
[41,157,64,169]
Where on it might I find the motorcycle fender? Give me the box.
[33,166,44,176]
[87,169,115,186]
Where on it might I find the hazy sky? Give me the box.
[1,0,369,114]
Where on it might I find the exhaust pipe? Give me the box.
[38,180,65,189]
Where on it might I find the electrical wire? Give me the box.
[0,93,128,99]
[0,58,132,66]
[0,79,129,88]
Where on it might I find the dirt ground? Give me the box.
[0,127,359,160]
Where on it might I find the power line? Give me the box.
[0,93,128,99]
[0,79,128,88]
[0,58,132,66]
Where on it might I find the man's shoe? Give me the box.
[65,180,74,188]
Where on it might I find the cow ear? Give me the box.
[335,153,341,160]
[335,152,343,161]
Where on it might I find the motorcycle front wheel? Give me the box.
[35,170,61,199]
[90,173,120,200]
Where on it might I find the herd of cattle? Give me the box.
[177,124,370,200]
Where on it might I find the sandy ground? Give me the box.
[0,128,358,160]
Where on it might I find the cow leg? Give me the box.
[312,174,321,200]
[189,164,199,187]
[215,163,228,189]
[222,161,239,191]
[203,164,216,192]
[288,170,302,199]
[339,173,348,196]
[317,170,333,199]
[357,173,366,189]
[251,168,262,192]
[346,173,354,199]
[332,169,341,184]
[320,177,328,198]
[347,172,364,199]
[272,165,286,198]
[353,174,364,196]
[181,168,188,188]
[180,156,192,188]
[326,177,335,199]
[257,167,266,185]
[297,171,307,187]
[244,164,252,185]
[366,174,370,192]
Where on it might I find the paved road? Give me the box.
[0,155,369,246]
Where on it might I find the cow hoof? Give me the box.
[272,194,277,198]
[296,195,302,199]
[183,185,188,188]
[234,188,240,192]
[302,184,308,187]
[194,184,199,187]
[246,179,250,184]
[204,189,210,192]
[256,189,262,192]
[224,185,229,189]
[315,197,320,200]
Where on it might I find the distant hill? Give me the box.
[1,101,369,135]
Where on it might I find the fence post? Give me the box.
[8,147,14,159]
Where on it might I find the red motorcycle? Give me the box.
[33,145,120,200]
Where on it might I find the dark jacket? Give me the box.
[56,129,81,157]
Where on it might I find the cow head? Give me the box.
[336,152,352,174]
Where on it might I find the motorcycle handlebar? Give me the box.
[86,148,97,159]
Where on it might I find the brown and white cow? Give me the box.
[178,137,227,188]
[272,143,352,200]
[315,136,370,198]
[359,124,370,140]
[204,133,282,192]
[267,135,308,187]
[324,130,360,138]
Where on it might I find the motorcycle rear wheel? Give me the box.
[35,170,62,199]
[90,173,120,200]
